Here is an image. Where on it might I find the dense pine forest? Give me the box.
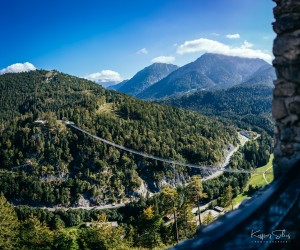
[0,70,240,206]
[0,130,272,249]
[0,70,273,249]
[160,84,273,135]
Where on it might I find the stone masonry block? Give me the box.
[272,98,289,119]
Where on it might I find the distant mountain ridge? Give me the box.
[137,53,275,100]
[107,79,128,90]
[241,64,275,87]
[117,63,178,96]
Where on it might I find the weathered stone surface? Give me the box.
[288,101,300,114]
[274,142,282,157]
[273,14,300,34]
[294,127,300,142]
[273,0,300,177]
[275,64,300,83]
[274,125,280,134]
[281,142,294,155]
[274,5,300,18]
[273,34,300,60]
[281,114,299,125]
[285,95,300,104]
[277,155,300,170]
[273,79,286,86]
[273,0,300,9]
[272,98,289,119]
[273,82,297,97]
[280,127,293,141]
[293,143,300,150]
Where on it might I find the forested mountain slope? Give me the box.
[0,70,238,206]
[160,84,273,135]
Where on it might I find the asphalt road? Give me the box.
[40,203,125,211]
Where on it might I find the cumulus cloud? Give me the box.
[176,38,272,63]
[84,70,122,85]
[226,33,240,39]
[137,48,148,54]
[241,40,253,49]
[0,62,36,75]
[151,56,176,64]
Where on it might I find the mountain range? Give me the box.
[98,53,276,134]
[115,63,178,96]
[106,53,275,100]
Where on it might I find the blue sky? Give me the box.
[1,0,275,82]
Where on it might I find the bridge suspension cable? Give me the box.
[68,124,268,175]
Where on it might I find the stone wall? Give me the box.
[272,0,300,178]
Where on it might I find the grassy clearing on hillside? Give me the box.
[95,103,114,115]
[231,154,274,208]
[248,154,274,187]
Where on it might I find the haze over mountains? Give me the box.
[106,53,275,100]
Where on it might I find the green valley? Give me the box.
[0,70,273,249]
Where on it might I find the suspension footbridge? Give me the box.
[67,123,267,175]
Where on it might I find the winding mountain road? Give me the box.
[69,124,263,174]
[41,203,125,212]
[202,133,250,181]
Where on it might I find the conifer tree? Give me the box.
[19,214,54,249]
[0,194,19,250]
[222,185,234,210]
[160,185,179,243]
[187,175,207,226]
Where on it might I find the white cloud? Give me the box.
[226,33,240,39]
[0,62,36,75]
[241,40,253,49]
[176,38,272,63]
[151,56,176,64]
[137,48,148,54]
[211,32,220,36]
[84,70,122,84]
